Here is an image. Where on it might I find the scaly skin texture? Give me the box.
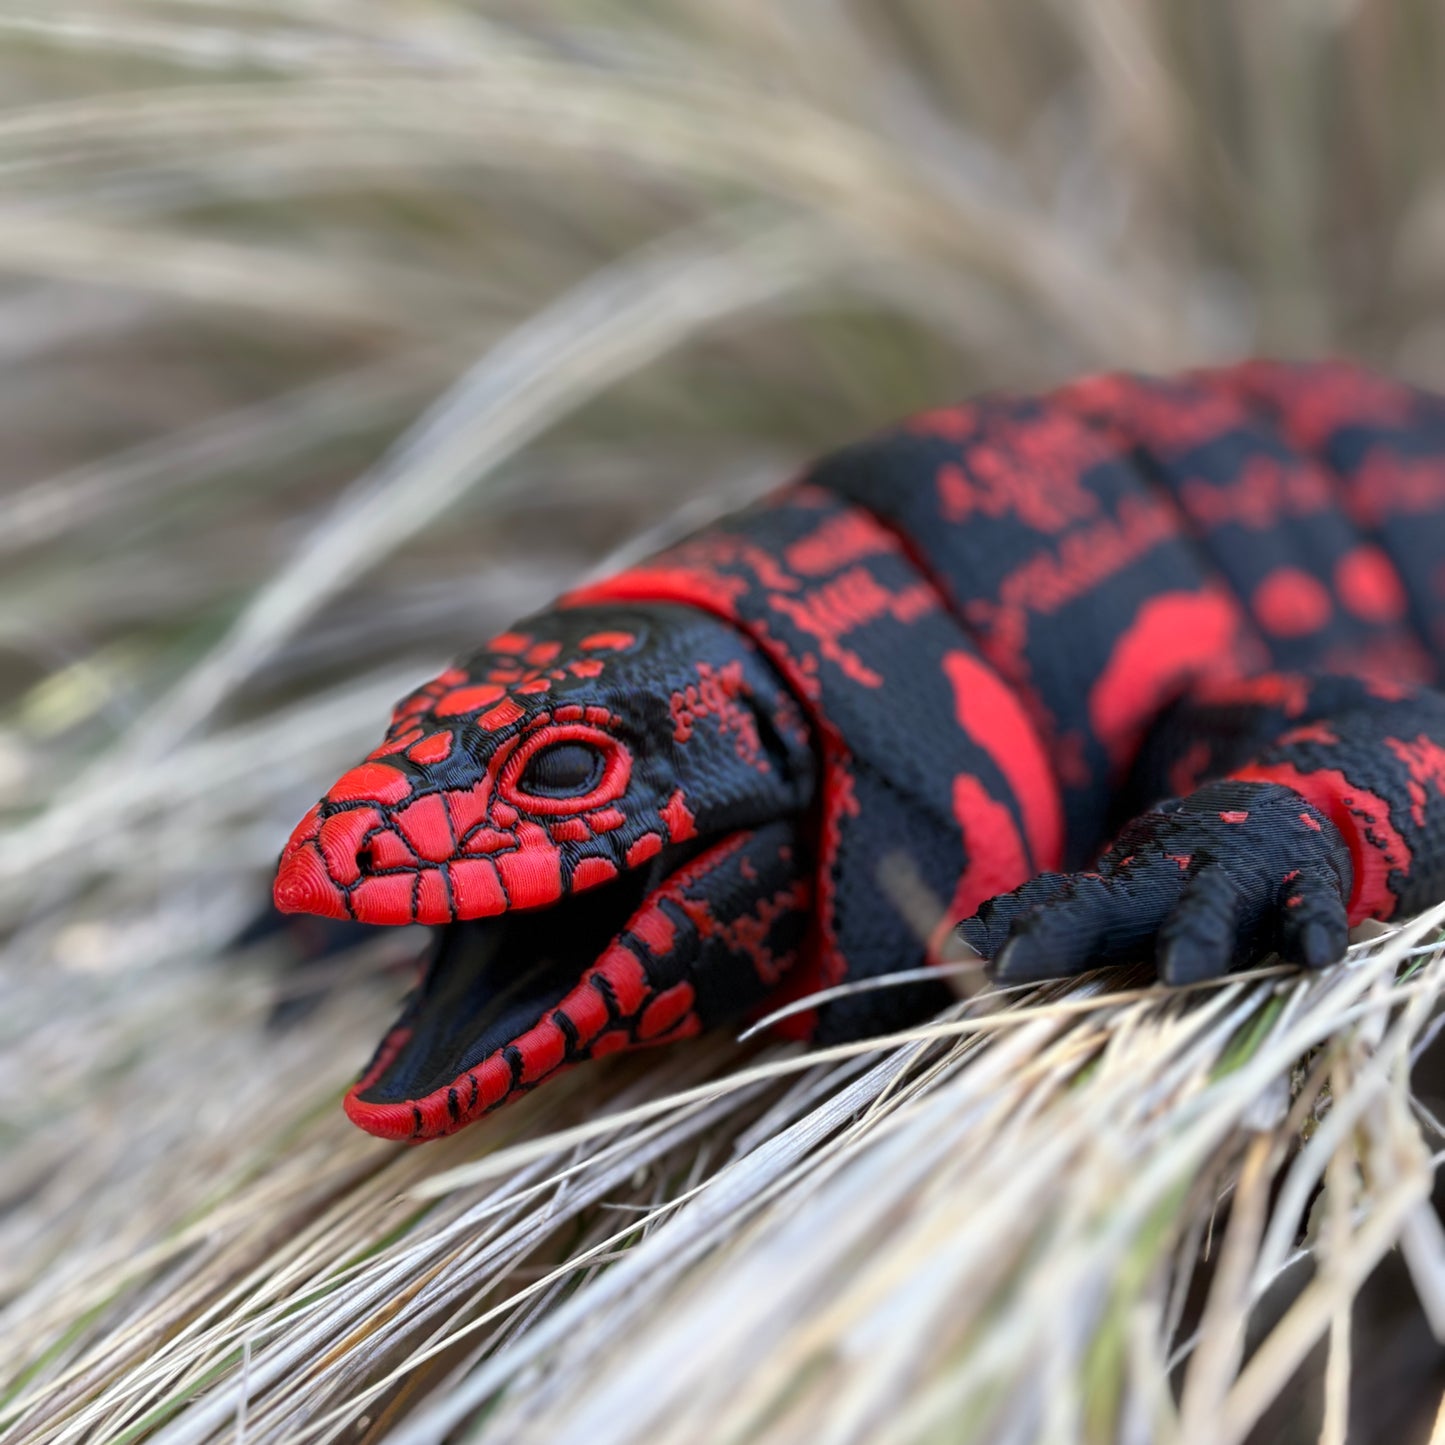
[275,359,1445,1140]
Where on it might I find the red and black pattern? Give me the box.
[276,359,1445,1140]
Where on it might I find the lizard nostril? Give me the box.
[357,840,377,873]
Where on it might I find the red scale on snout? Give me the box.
[317,807,380,885]
[394,793,454,862]
[352,873,416,924]
[448,857,507,916]
[496,823,562,908]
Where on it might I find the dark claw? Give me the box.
[958,871,1076,960]
[992,906,1106,981]
[1157,865,1239,985]
[991,871,1176,982]
[1277,866,1350,969]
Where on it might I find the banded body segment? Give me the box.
[809,391,1261,862]
[569,485,1062,1042]
[1057,368,1435,685]
[1215,359,1445,671]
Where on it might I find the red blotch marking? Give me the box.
[585,706,613,726]
[497,824,562,907]
[327,762,412,806]
[661,788,698,843]
[770,567,936,688]
[394,793,454,862]
[1219,810,1248,824]
[637,983,696,1041]
[368,828,418,870]
[1386,734,1445,827]
[593,945,650,1013]
[370,727,422,758]
[568,658,604,678]
[555,705,585,723]
[447,857,506,917]
[489,632,529,653]
[408,731,453,765]
[631,906,677,958]
[515,1020,567,1084]
[273,842,348,918]
[416,868,450,922]
[1282,869,1301,885]
[525,641,562,666]
[492,801,519,827]
[1335,544,1408,624]
[580,630,636,651]
[1279,722,1340,747]
[934,774,1032,959]
[1234,761,1409,922]
[351,872,417,924]
[1089,590,1245,771]
[1286,894,1304,908]
[1364,676,1412,702]
[784,509,892,575]
[590,1030,631,1059]
[572,856,618,890]
[479,698,526,732]
[1179,453,1333,531]
[942,650,1063,870]
[587,806,625,832]
[1167,854,1193,871]
[627,832,663,866]
[909,403,977,441]
[1300,812,1322,832]
[549,817,590,843]
[517,678,552,695]
[1251,567,1333,638]
[1194,672,1312,716]
[435,684,506,718]
[933,407,1103,533]
[318,807,380,885]
[670,659,765,768]
[565,566,748,626]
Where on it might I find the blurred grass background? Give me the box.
[4,4,1445,1442]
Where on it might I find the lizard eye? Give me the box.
[517,741,605,798]
[500,723,631,813]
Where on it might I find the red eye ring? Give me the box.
[498,724,631,815]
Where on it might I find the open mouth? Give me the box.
[346,843,700,1137]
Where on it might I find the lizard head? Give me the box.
[273,604,815,1137]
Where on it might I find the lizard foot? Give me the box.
[957,781,1354,986]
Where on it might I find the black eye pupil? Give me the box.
[520,742,604,797]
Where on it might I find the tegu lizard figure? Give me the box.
[275,360,1445,1141]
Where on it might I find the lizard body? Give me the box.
[274,359,1445,1140]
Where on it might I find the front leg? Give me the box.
[958,673,1445,984]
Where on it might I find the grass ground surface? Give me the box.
[4,4,1445,1442]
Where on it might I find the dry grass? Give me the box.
[4,3,1445,1441]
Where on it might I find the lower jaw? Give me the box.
[344,840,704,1138]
